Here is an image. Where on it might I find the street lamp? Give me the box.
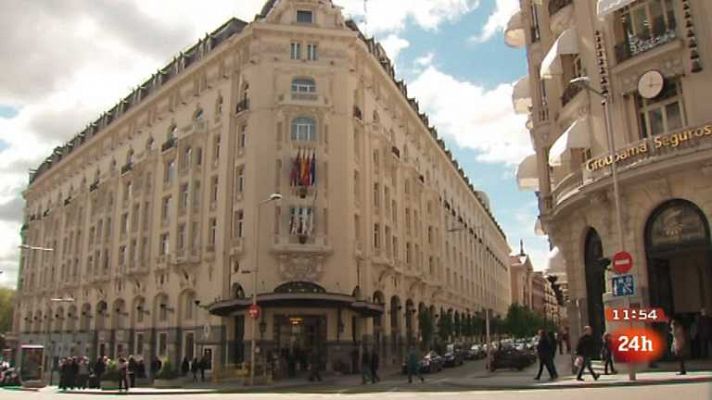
[48,297,75,386]
[570,76,634,381]
[249,193,281,386]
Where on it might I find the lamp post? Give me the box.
[570,76,634,381]
[249,193,281,386]
[48,297,75,386]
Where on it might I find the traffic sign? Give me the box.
[612,251,633,274]
[248,304,261,319]
[613,274,635,297]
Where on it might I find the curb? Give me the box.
[446,375,712,391]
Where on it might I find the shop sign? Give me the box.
[585,123,712,172]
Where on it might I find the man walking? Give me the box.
[308,349,322,382]
[370,347,380,383]
[360,346,371,384]
[575,326,600,381]
[406,345,424,384]
[534,329,556,380]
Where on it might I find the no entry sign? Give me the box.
[248,304,261,319]
[612,251,633,274]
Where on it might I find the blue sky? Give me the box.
[357,2,551,269]
[0,0,550,289]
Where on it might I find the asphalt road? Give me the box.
[2,382,711,400]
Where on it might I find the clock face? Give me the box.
[638,70,664,99]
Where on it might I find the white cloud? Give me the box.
[379,34,410,64]
[0,0,266,288]
[415,52,435,67]
[408,65,530,165]
[335,0,480,35]
[470,0,519,44]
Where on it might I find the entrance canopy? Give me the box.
[540,28,578,79]
[549,118,590,166]
[208,292,384,317]
[597,0,636,18]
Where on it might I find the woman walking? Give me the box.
[602,332,617,374]
[671,319,688,375]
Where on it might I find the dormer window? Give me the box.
[297,10,313,24]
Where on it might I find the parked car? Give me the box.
[469,344,486,359]
[443,350,464,367]
[489,343,535,372]
[402,351,444,374]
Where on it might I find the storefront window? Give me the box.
[636,79,686,139]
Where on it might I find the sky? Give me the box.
[0,0,550,288]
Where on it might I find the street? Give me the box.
[1,382,710,400]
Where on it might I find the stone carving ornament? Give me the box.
[278,255,324,282]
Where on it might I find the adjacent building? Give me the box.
[510,0,712,346]
[14,0,511,376]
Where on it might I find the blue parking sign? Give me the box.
[612,274,635,296]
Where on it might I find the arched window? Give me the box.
[291,116,316,141]
[193,108,204,122]
[291,78,316,94]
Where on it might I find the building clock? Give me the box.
[637,70,665,99]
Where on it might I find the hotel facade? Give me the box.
[14,0,511,375]
[510,0,712,349]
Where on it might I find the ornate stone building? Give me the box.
[510,0,712,349]
[14,0,511,376]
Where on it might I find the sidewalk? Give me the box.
[446,355,712,390]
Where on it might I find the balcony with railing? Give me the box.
[161,137,176,152]
[120,162,132,175]
[561,81,584,107]
[614,29,677,64]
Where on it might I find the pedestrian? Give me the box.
[557,329,564,355]
[534,329,556,380]
[698,309,712,359]
[601,332,617,374]
[406,346,424,384]
[563,327,571,354]
[370,347,380,383]
[77,357,89,389]
[671,319,688,375]
[360,347,371,384]
[94,356,106,383]
[118,357,130,392]
[308,349,322,382]
[150,356,162,380]
[128,356,137,388]
[137,358,146,379]
[575,326,600,381]
[199,354,208,382]
[181,356,190,377]
[191,357,199,382]
[58,358,67,390]
[69,357,79,389]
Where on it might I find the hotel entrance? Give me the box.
[273,315,326,377]
[646,199,712,359]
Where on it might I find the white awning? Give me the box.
[546,246,566,273]
[597,0,636,18]
[504,10,526,48]
[534,217,546,236]
[540,28,578,79]
[516,154,539,191]
[512,75,532,114]
[549,118,590,166]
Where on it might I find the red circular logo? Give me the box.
[610,327,665,363]
[248,304,261,319]
[612,251,633,274]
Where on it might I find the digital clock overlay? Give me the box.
[610,327,665,363]
[605,307,669,322]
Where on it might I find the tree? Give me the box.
[503,303,556,338]
[0,288,15,333]
[418,308,434,350]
